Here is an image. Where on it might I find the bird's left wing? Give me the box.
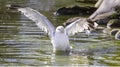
[65,18,89,36]
[18,7,55,37]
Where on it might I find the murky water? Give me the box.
[0,0,120,66]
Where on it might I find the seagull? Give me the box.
[16,7,90,53]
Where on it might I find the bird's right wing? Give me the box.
[18,7,55,37]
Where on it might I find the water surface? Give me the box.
[0,0,120,66]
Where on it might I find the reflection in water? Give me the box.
[51,54,89,66]
[0,0,120,66]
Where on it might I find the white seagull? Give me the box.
[17,7,89,53]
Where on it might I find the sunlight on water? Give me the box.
[0,0,120,66]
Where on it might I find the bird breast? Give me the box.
[51,32,70,51]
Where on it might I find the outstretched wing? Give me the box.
[65,18,89,36]
[18,7,55,37]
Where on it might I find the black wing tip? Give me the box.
[87,18,97,30]
[6,4,25,10]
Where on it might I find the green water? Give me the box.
[0,0,120,66]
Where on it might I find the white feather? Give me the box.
[65,18,89,36]
[18,7,55,37]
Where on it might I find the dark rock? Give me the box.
[115,6,120,14]
[107,19,120,28]
[115,30,120,40]
[110,29,119,36]
[103,28,120,40]
[96,18,111,25]
[95,13,120,25]
[108,13,120,19]
[54,5,97,16]
[75,0,97,3]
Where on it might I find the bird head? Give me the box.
[56,26,65,33]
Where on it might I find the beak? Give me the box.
[59,29,64,33]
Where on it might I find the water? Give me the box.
[0,0,120,66]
